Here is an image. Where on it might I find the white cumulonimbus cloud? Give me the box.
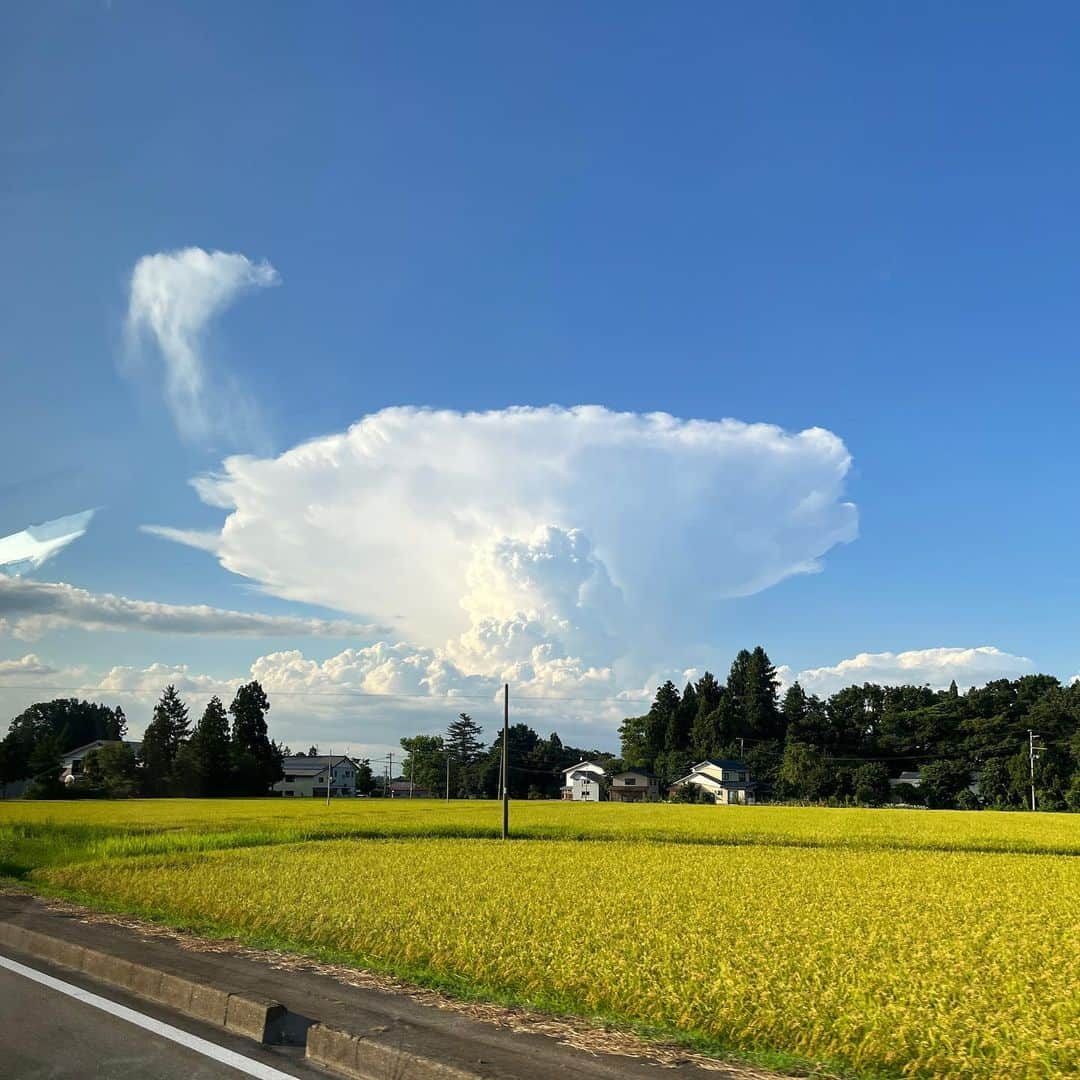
[785,645,1036,697]
[0,575,384,641]
[0,510,95,576]
[125,247,280,444]
[145,404,859,689]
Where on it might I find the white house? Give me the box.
[274,755,362,798]
[670,759,756,805]
[560,760,606,801]
[60,740,141,784]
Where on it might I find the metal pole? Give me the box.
[325,747,332,806]
[501,683,509,840]
[410,752,415,799]
[446,754,450,802]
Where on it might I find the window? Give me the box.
[623,777,636,785]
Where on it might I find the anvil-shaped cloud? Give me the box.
[147,405,858,689]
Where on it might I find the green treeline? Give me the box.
[0,681,285,798]
[400,712,612,799]
[619,646,1080,810]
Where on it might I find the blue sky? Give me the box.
[3,3,1079,752]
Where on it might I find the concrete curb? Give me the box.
[306,1022,485,1080]
[0,921,284,1044]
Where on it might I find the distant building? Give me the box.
[560,760,606,801]
[387,779,432,798]
[60,740,141,785]
[608,769,660,803]
[670,759,756,805]
[274,755,361,798]
[889,770,924,790]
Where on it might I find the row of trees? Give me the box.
[0,682,284,798]
[619,646,1080,810]
[400,713,611,799]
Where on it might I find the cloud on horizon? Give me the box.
[0,575,384,641]
[783,645,1036,697]
[0,640,1045,765]
[125,247,280,445]
[147,404,859,690]
[0,509,95,576]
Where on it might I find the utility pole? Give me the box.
[738,737,745,759]
[446,754,451,802]
[409,752,415,799]
[1028,730,1044,811]
[501,683,509,840]
[325,746,332,807]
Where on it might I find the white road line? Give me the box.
[0,952,301,1080]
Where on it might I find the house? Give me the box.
[889,770,923,790]
[608,769,660,803]
[273,755,362,798]
[387,779,433,798]
[60,740,141,784]
[670,759,756,805]
[560,760,606,801]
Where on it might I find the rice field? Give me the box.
[3,799,1079,1078]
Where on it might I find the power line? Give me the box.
[0,684,647,705]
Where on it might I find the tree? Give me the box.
[728,647,781,741]
[140,686,190,795]
[354,758,376,795]
[182,696,232,795]
[852,762,890,806]
[83,742,139,798]
[621,682,680,771]
[399,734,446,795]
[229,681,282,795]
[920,759,972,809]
[666,681,696,753]
[26,730,64,799]
[445,713,484,795]
[0,698,126,790]
[977,758,1016,809]
[776,742,832,802]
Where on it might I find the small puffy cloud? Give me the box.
[0,575,384,641]
[787,646,1035,697]
[95,662,232,697]
[149,405,858,687]
[0,654,59,679]
[0,509,94,576]
[125,247,279,445]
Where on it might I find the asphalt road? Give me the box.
[0,958,322,1080]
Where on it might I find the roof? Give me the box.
[672,769,756,789]
[895,770,923,782]
[281,755,359,776]
[560,760,605,775]
[60,739,141,761]
[702,759,750,770]
[611,769,657,780]
[282,755,357,768]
